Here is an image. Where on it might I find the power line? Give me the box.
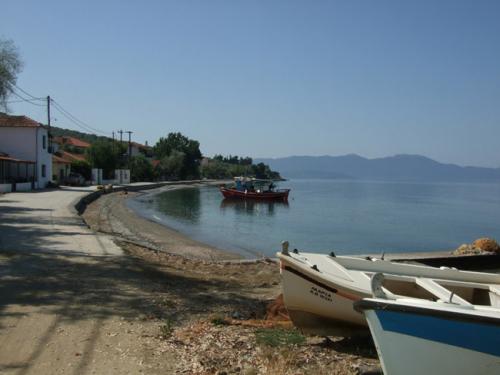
[5,97,45,105]
[10,90,46,107]
[13,84,40,100]
[50,99,111,136]
[8,84,112,137]
[51,102,105,134]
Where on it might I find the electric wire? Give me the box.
[50,102,101,134]
[50,99,111,135]
[5,97,45,105]
[10,90,46,107]
[13,84,41,100]
[9,84,112,136]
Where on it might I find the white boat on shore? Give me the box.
[277,243,500,336]
[355,274,500,375]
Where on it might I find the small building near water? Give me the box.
[0,153,36,192]
[52,153,72,184]
[0,112,53,190]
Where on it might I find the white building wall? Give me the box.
[130,145,141,157]
[0,127,37,161]
[36,127,52,188]
[0,126,52,189]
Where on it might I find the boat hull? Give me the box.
[280,256,369,336]
[356,299,500,375]
[220,187,290,201]
[278,251,500,336]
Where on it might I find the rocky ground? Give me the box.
[82,190,380,374]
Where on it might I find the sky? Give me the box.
[2,0,500,167]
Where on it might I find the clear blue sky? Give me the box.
[3,1,500,167]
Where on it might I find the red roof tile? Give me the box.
[131,141,151,150]
[52,154,72,164]
[60,151,87,162]
[53,136,90,148]
[0,112,44,128]
[0,155,35,163]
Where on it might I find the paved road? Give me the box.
[0,187,122,257]
[0,188,174,374]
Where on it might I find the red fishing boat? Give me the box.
[220,178,290,201]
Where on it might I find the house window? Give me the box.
[42,164,46,178]
[42,135,47,149]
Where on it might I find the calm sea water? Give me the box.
[128,179,500,258]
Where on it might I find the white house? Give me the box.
[130,141,153,159]
[0,112,52,189]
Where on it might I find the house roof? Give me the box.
[130,141,151,150]
[52,154,72,164]
[59,150,87,163]
[0,112,44,128]
[53,136,91,148]
[0,155,35,164]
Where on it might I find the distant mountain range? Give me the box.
[255,154,500,182]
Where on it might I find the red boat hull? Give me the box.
[220,187,290,201]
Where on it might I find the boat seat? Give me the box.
[489,285,500,296]
[415,278,472,306]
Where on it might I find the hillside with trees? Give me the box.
[50,126,109,145]
[50,127,280,182]
[201,155,281,180]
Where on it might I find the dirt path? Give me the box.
[0,188,176,374]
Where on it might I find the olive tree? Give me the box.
[0,39,23,111]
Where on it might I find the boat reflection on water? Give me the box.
[220,198,289,216]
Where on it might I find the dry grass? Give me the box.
[258,346,357,375]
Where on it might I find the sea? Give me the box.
[127,179,500,258]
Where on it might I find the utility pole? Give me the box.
[126,131,133,167]
[116,130,124,171]
[118,130,123,164]
[47,95,52,152]
[47,96,51,128]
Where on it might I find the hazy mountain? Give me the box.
[255,154,500,182]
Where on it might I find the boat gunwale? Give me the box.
[220,186,290,200]
[354,298,500,327]
[278,253,369,298]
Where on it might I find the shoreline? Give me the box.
[83,180,244,261]
[83,180,500,267]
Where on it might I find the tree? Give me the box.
[200,160,231,179]
[201,155,280,180]
[86,140,125,178]
[158,150,186,180]
[0,39,23,111]
[130,154,154,182]
[154,132,202,179]
[71,160,92,180]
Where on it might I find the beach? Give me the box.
[80,184,380,374]
[83,183,242,261]
[0,184,379,374]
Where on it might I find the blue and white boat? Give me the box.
[278,244,500,336]
[355,275,500,375]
